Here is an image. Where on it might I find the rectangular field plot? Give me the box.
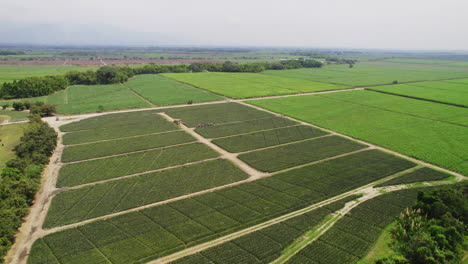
[164,102,274,127]
[171,196,358,264]
[286,188,432,264]
[249,94,468,175]
[60,110,163,132]
[263,62,468,87]
[317,90,468,126]
[196,116,298,138]
[369,82,468,107]
[57,142,219,187]
[162,72,349,98]
[125,74,224,105]
[33,150,415,263]
[30,84,151,114]
[62,113,177,145]
[213,125,328,153]
[61,131,196,162]
[238,135,366,172]
[44,159,249,228]
[375,167,451,187]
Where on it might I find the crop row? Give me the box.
[57,142,219,187]
[212,125,328,153]
[62,114,176,145]
[238,135,366,172]
[375,167,450,187]
[195,116,298,139]
[44,159,249,228]
[286,188,436,263]
[60,110,163,132]
[164,102,274,128]
[171,195,360,264]
[31,149,415,263]
[61,130,196,162]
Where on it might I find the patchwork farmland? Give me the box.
[10,100,463,264]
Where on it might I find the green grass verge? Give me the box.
[0,123,27,169]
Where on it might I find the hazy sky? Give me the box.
[1,0,468,50]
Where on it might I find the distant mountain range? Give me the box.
[0,22,188,46]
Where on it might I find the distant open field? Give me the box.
[0,65,94,85]
[263,62,468,87]
[0,109,29,123]
[125,74,223,105]
[369,79,468,107]
[0,123,27,169]
[249,92,468,175]
[162,72,349,98]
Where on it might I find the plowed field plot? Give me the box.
[369,80,468,107]
[125,74,224,105]
[57,142,219,187]
[212,125,328,153]
[32,149,416,263]
[286,188,437,264]
[62,130,196,162]
[45,159,248,228]
[162,72,349,98]
[238,135,366,172]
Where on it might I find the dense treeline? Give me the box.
[378,184,467,264]
[0,115,57,263]
[0,51,25,56]
[0,59,323,99]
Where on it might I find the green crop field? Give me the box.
[0,123,27,169]
[263,62,468,87]
[57,142,219,187]
[61,131,196,162]
[32,149,415,263]
[249,94,468,175]
[44,159,249,228]
[212,125,328,152]
[162,72,349,98]
[0,109,29,123]
[238,135,366,172]
[369,80,468,107]
[375,167,450,187]
[0,65,94,85]
[125,74,224,105]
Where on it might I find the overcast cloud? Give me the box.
[1,0,467,50]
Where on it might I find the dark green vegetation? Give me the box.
[286,188,432,264]
[369,79,468,107]
[62,113,177,145]
[0,116,57,262]
[125,75,223,106]
[378,184,467,264]
[376,167,451,187]
[249,91,468,175]
[31,149,416,263]
[164,102,273,128]
[238,135,366,172]
[0,75,69,99]
[195,116,298,138]
[61,131,195,162]
[212,125,327,152]
[171,195,360,264]
[57,143,218,187]
[44,159,249,228]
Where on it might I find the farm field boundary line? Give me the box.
[64,129,185,146]
[148,165,446,264]
[234,87,365,101]
[366,88,468,108]
[317,92,468,128]
[239,101,467,179]
[206,123,303,140]
[160,75,230,100]
[120,82,156,107]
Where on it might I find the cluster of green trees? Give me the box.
[0,59,324,100]
[378,184,467,264]
[9,101,56,116]
[0,51,25,56]
[0,115,57,262]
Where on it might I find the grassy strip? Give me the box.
[0,123,27,169]
[61,131,196,162]
[238,135,366,172]
[212,125,328,153]
[44,159,249,228]
[57,142,219,187]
